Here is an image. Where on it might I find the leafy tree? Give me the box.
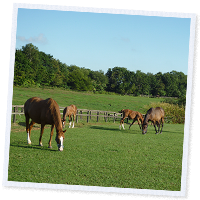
[67,65,93,91]
[14,43,187,97]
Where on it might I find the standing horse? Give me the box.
[62,104,77,128]
[142,107,165,134]
[24,97,66,151]
[119,109,144,130]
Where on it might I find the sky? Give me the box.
[15,8,191,75]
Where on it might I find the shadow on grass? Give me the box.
[10,143,58,151]
[89,125,139,134]
[18,122,26,127]
[90,125,121,132]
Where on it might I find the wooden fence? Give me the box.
[12,105,182,124]
[12,105,124,123]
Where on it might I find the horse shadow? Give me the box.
[10,143,58,151]
[89,125,138,134]
[18,122,26,127]
[90,125,120,132]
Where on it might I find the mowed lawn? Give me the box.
[8,121,184,191]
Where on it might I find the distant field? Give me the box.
[12,86,164,113]
[8,121,184,191]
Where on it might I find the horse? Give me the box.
[24,97,66,151]
[62,104,77,128]
[142,107,165,134]
[119,109,144,130]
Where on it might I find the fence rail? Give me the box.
[12,105,183,124]
[12,105,124,123]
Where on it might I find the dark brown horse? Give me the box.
[24,97,66,151]
[142,107,165,134]
[62,104,77,128]
[119,109,144,130]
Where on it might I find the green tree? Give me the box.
[67,65,93,91]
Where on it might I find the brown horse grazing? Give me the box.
[142,107,165,134]
[24,97,66,151]
[119,109,144,130]
[62,104,77,128]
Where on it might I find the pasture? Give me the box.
[8,87,185,191]
[9,122,184,191]
[12,86,164,113]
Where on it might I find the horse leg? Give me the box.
[28,120,35,143]
[72,114,75,128]
[25,115,31,144]
[48,125,55,148]
[160,118,164,134]
[39,123,45,146]
[137,118,142,129]
[129,119,136,130]
[69,115,72,128]
[120,117,125,130]
[153,121,158,134]
[157,121,161,133]
[119,118,122,130]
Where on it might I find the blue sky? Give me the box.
[16,8,191,75]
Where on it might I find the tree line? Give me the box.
[14,43,187,98]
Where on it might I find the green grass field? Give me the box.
[12,86,164,113]
[9,122,184,191]
[8,87,184,191]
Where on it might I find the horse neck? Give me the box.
[144,114,149,124]
[50,104,63,133]
[55,114,63,133]
[63,107,67,121]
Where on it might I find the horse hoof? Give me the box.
[48,146,52,149]
[39,143,43,147]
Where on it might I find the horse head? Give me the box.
[142,123,148,134]
[55,130,66,151]
[62,119,66,128]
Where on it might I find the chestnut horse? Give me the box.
[142,107,165,134]
[119,109,144,130]
[24,97,66,151]
[62,104,77,128]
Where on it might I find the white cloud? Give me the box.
[17,33,48,44]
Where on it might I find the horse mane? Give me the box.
[63,107,67,121]
[47,98,62,131]
[143,107,153,124]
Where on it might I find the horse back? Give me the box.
[24,97,60,125]
[150,107,165,121]
[63,104,77,119]
[154,107,165,118]
[71,104,77,113]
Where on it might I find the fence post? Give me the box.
[76,110,78,123]
[105,112,108,122]
[13,106,18,123]
[80,110,82,120]
[113,113,116,123]
[97,111,99,122]
[87,111,89,123]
